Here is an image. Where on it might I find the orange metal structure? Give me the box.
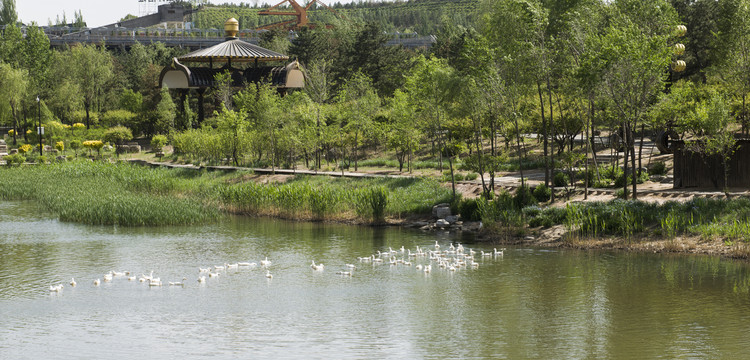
[257,0,341,30]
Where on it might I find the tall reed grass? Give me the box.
[0,161,219,226]
[218,175,451,222]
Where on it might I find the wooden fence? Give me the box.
[673,139,750,189]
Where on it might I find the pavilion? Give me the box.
[159,18,305,124]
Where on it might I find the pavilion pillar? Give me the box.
[179,90,188,130]
[197,88,206,127]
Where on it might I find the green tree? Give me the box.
[66,44,114,129]
[103,126,133,157]
[0,23,23,66]
[259,28,290,54]
[714,0,750,135]
[483,0,546,188]
[216,107,249,167]
[339,23,411,96]
[403,55,459,173]
[387,89,420,173]
[304,59,332,170]
[119,89,143,114]
[23,25,53,96]
[155,87,176,134]
[120,42,152,91]
[582,0,678,199]
[0,0,17,26]
[337,72,380,172]
[235,83,280,169]
[0,62,27,145]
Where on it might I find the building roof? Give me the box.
[177,38,288,63]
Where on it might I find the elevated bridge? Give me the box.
[43,26,435,51]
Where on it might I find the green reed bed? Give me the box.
[0,161,220,226]
[0,161,455,225]
[219,175,452,221]
[523,198,750,242]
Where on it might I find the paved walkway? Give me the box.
[127,159,749,200]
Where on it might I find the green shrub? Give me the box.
[615,171,649,187]
[457,198,481,221]
[522,205,542,218]
[442,171,465,182]
[69,140,82,156]
[513,185,536,209]
[554,172,569,187]
[4,153,25,167]
[532,184,551,202]
[465,172,478,181]
[648,161,667,176]
[615,188,629,199]
[103,126,134,153]
[151,135,168,152]
[528,206,567,228]
[593,179,611,188]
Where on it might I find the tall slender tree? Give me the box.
[0,0,17,26]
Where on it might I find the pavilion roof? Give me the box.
[177,38,289,63]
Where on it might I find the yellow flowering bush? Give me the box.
[55,141,65,152]
[72,123,86,130]
[18,144,32,154]
[7,129,14,136]
[83,140,104,156]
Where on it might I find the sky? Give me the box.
[16,0,360,28]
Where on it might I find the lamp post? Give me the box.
[36,96,42,156]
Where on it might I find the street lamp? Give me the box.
[36,96,42,156]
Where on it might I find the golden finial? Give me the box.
[225,18,239,39]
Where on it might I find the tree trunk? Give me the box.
[513,113,525,189]
[537,81,549,187]
[354,131,358,172]
[84,101,91,130]
[630,123,637,200]
[622,123,629,200]
[449,156,456,202]
[638,123,645,177]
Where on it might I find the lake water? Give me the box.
[2,201,750,359]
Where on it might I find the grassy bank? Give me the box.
[473,187,750,256]
[0,161,452,226]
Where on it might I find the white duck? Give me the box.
[265,270,273,279]
[69,278,77,287]
[260,257,272,267]
[169,277,187,286]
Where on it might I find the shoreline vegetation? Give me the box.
[0,160,453,226]
[2,160,750,260]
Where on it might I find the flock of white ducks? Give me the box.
[47,243,507,293]
[353,241,505,275]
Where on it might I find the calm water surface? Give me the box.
[2,201,750,359]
